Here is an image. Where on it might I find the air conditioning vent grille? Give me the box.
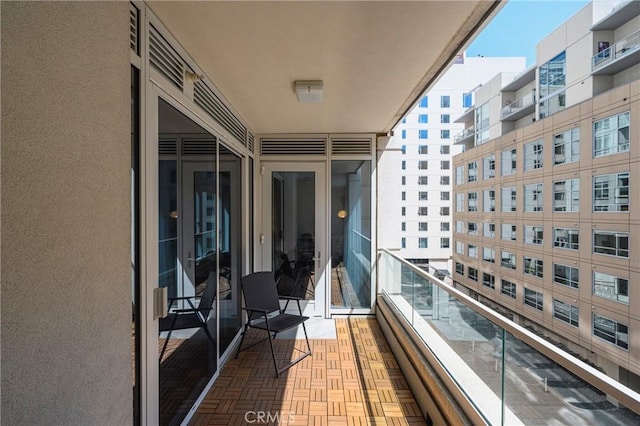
[331,139,372,155]
[159,139,177,156]
[130,4,139,54]
[261,140,326,156]
[247,133,255,153]
[194,81,247,145]
[182,139,216,156]
[149,25,184,91]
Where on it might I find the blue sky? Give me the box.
[467,0,589,65]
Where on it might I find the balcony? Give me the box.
[500,92,535,121]
[592,30,640,75]
[376,249,640,424]
[454,126,474,144]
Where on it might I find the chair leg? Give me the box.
[235,322,250,359]
[265,321,280,378]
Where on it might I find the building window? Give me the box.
[468,161,478,182]
[483,272,495,289]
[418,191,428,201]
[553,227,579,250]
[418,222,428,231]
[593,172,629,212]
[401,237,406,248]
[440,238,450,248]
[483,222,495,238]
[593,271,629,304]
[501,187,517,212]
[401,207,406,216]
[553,264,579,289]
[441,130,450,139]
[467,222,478,235]
[440,206,450,216]
[419,238,428,248]
[501,148,517,176]
[440,95,450,108]
[418,145,429,155]
[440,145,450,155]
[593,111,630,158]
[468,192,478,212]
[524,257,544,278]
[553,179,579,212]
[440,222,450,232]
[401,222,406,232]
[456,193,464,212]
[440,192,450,201]
[483,247,495,264]
[401,176,406,186]
[593,231,628,258]
[419,129,429,139]
[524,140,544,171]
[441,114,450,124]
[501,224,516,241]
[593,314,628,350]
[455,262,464,275]
[401,144,406,155]
[441,160,450,170]
[501,279,517,299]
[553,128,580,165]
[418,176,428,185]
[538,51,566,118]
[418,207,428,216]
[419,96,428,108]
[524,183,544,212]
[463,92,473,108]
[401,191,406,201]
[501,251,516,270]
[483,189,495,212]
[524,288,544,311]
[475,102,490,145]
[468,244,478,258]
[441,176,450,185]
[483,155,495,179]
[401,160,406,170]
[468,267,478,282]
[401,129,406,139]
[553,300,579,327]
[524,225,543,245]
[418,114,428,123]
[455,166,464,185]
[418,160,428,170]
[455,221,464,233]
[455,241,464,254]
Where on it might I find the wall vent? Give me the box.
[331,139,372,155]
[182,139,216,156]
[194,81,247,145]
[130,3,139,54]
[261,139,326,156]
[149,25,184,91]
[159,139,177,156]
[247,132,255,153]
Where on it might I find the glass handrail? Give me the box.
[592,30,640,70]
[377,248,640,424]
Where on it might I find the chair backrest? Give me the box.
[197,271,218,313]
[240,271,281,315]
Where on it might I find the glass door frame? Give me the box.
[260,162,328,318]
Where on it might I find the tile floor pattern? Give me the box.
[190,317,427,425]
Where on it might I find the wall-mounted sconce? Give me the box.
[170,210,178,219]
[337,209,347,219]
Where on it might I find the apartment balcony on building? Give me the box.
[453,106,476,149]
[454,126,475,145]
[500,92,536,121]
[500,65,536,121]
[591,0,640,75]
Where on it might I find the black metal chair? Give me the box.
[235,271,312,377]
[159,272,217,362]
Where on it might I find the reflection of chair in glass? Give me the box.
[274,252,313,304]
[159,272,217,362]
[235,272,311,377]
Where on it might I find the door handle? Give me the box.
[186,251,196,268]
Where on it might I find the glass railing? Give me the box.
[377,248,640,425]
[592,30,640,71]
[454,127,474,143]
[500,92,535,119]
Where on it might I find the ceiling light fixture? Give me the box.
[294,80,323,103]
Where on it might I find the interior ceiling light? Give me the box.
[294,80,323,103]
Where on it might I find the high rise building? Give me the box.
[452,0,640,390]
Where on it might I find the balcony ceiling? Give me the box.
[148,1,500,135]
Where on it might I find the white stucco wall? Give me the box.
[1,2,131,424]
